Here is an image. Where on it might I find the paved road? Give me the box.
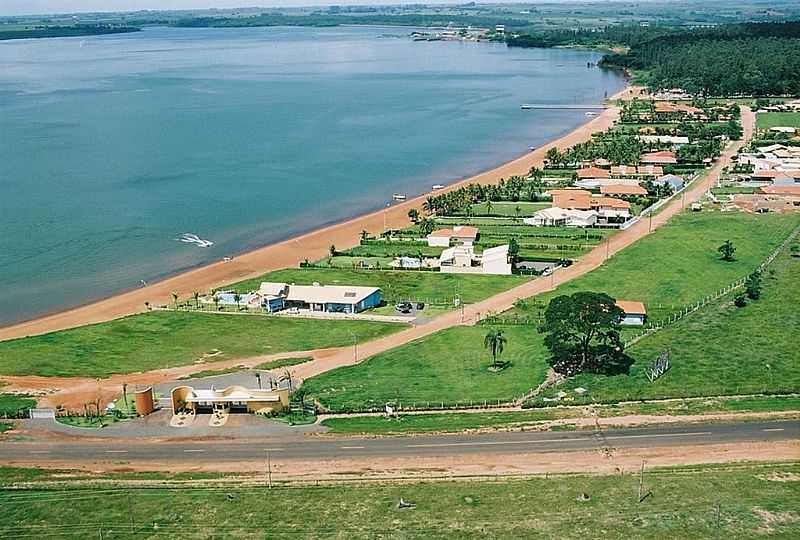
[2,420,796,464]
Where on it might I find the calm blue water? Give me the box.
[0,26,625,325]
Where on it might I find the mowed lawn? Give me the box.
[515,211,800,321]
[304,326,549,411]
[542,247,800,404]
[2,463,799,539]
[0,312,401,378]
[230,268,530,305]
[756,111,800,130]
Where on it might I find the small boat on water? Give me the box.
[392,193,407,201]
[179,233,214,248]
[585,111,598,117]
[432,184,445,190]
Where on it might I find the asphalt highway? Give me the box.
[1,420,796,464]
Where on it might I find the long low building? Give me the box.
[213,282,383,314]
[171,385,290,415]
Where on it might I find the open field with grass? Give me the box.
[540,247,800,405]
[230,268,530,306]
[304,211,800,413]
[0,312,400,378]
[322,395,800,435]
[756,112,800,130]
[1,463,799,539]
[304,326,549,411]
[513,211,800,321]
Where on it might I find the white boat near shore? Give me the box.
[432,184,445,190]
[392,193,407,201]
[179,233,214,248]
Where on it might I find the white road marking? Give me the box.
[407,432,713,449]
[105,450,128,454]
[263,448,286,452]
[340,446,365,450]
[605,431,712,440]
[762,428,785,432]
[30,451,50,454]
[407,438,568,448]
[183,449,205,453]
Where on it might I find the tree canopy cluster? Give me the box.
[601,21,800,96]
[423,170,546,215]
[538,292,633,377]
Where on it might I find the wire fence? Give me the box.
[624,222,800,347]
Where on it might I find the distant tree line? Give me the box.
[174,13,530,29]
[0,24,140,41]
[600,21,800,96]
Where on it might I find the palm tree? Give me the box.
[485,200,493,215]
[212,295,220,311]
[171,291,179,310]
[144,301,150,311]
[360,230,370,243]
[514,205,521,221]
[329,244,337,257]
[193,291,200,309]
[407,208,419,223]
[233,292,242,311]
[484,328,507,369]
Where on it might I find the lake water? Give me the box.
[0,26,625,326]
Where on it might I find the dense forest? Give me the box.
[506,25,676,50]
[600,21,800,96]
[0,24,139,41]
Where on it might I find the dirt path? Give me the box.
[0,103,753,410]
[0,86,641,342]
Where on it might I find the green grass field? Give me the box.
[1,463,798,539]
[756,111,800,130]
[230,267,530,306]
[0,312,400,378]
[541,247,800,405]
[513,211,800,322]
[304,325,550,411]
[304,211,800,412]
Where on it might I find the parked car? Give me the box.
[395,302,413,313]
[416,302,425,311]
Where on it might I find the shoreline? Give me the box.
[0,85,638,342]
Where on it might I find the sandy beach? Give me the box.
[0,86,640,342]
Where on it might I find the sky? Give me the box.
[3,0,530,17]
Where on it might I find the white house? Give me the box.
[480,245,513,275]
[524,208,598,228]
[616,300,647,326]
[438,244,512,275]
[638,135,690,148]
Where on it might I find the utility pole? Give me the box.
[648,211,653,232]
[266,450,273,489]
[128,489,135,533]
[606,238,610,260]
[638,460,646,502]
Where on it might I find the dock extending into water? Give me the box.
[521,104,607,110]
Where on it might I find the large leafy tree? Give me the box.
[538,292,632,376]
